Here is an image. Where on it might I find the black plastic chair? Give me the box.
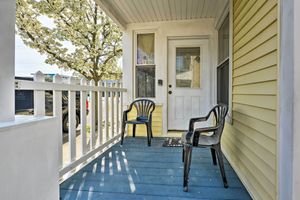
[120,99,155,146]
[182,104,228,191]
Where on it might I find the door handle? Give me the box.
[168,91,172,94]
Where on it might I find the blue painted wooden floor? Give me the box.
[60,137,251,200]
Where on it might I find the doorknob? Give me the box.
[168,91,172,94]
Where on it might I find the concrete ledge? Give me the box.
[0,115,55,130]
[0,115,59,200]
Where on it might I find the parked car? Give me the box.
[15,77,89,133]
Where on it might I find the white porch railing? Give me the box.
[14,71,126,179]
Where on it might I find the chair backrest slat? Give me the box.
[131,99,155,118]
[212,104,228,141]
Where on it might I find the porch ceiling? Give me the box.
[95,0,228,29]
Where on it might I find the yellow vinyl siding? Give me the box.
[222,1,278,199]
[127,105,163,137]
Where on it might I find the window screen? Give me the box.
[217,15,229,106]
[136,65,155,98]
[217,59,229,105]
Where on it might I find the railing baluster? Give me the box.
[33,71,45,116]
[98,81,103,145]
[104,82,109,141]
[68,77,76,162]
[111,82,115,137]
[80,79,87,155]
[16,75,127,178]
[53,74,63,168]
[116,81,120,135]
[120,82,123,135]
[90,80,96,149]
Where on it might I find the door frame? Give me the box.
[166,36,213,131]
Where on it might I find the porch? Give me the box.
[60,137,251,200]
[1,0,300,199]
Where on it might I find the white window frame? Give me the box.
[215,1,232,124]
[133,30,157,100]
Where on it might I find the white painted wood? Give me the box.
[94,0,126,30]
[123,19,217,134]
[0,0,15,121]
[59,134,121,177]
[279,0,294,199]
[98,81,103,144]
[14,79,127,92]
[111,82,115,137]
[227,0,233,123]
[97,0,225,26]
[116,81,120,134]
[112,0,134,23]
[167,39,210,130]
[34,71,46,116]
[215,0,229,29]
[0,116,59,200]
[80,79,87,155]
[68,77,77,162]
[89,80,96,149]
[120,82,124,133]
[53,74,63,168]
[104,82,110,140]
[293,1,300,199]
[127,0,142,23]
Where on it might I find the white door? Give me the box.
[168,39,210,130]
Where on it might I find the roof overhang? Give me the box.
[95,0,229,30]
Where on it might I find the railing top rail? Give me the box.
[15,80,127,92]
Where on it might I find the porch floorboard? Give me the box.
[60,137,251,200]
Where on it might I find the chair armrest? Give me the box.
[186,125,221,146]
[122,107,132,122]
[194,125,219,135]
[188,117,208,131]
[188,108,216,131]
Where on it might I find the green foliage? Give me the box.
[16,0,122,82]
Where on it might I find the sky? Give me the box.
[15,15,74,77]
[15,34,74,77]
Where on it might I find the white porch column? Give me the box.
[0,0,15,121]
[293,0,300,199]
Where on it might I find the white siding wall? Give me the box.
[122,19,218,134]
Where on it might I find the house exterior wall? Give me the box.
[122,19,218,135]
[222,0,278,199]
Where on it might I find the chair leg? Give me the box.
[132,124,136,137]
[210,148,217,165]
[182,147,185,162]
[120,122,126,145]
[183,144,193,192]
[146,123,151,146]
[215,144,228,188]
[150,123,153,138]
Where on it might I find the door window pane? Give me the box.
[176,47,201,88]
[136,65,155,98]
[137,33,154,65]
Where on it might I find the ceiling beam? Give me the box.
[95,0,127,30]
